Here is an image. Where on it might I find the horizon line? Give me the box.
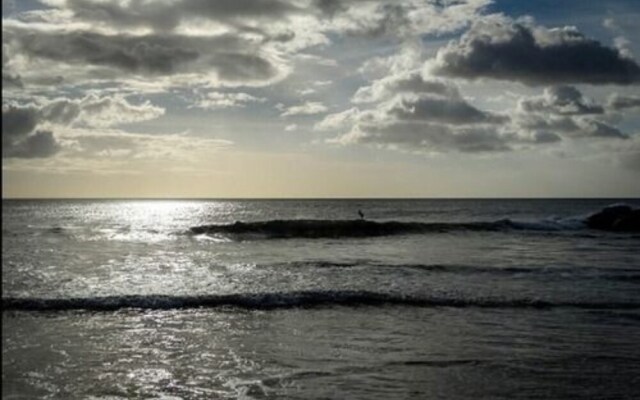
[3,197,640,201]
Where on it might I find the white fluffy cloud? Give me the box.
[319,70,634,154]
[192,92,266,110]
[513,86,629,140]
[318,71,519,153]
[281,101,329,116]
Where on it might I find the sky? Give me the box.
[2,0,640,198]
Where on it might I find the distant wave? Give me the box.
[274,261,640,279]
[188,218,585,239]
[4,291,639,312]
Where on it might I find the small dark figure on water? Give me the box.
[358,210,365,220]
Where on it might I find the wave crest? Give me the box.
[4,291,639,312]
[189,204,640,239]
[189,219,533,239]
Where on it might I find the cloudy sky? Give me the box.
[2,0,639,198]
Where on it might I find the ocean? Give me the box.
[2,199,640,399]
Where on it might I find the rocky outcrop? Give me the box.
[586,204,640,232]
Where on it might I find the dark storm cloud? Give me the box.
[529,131,562,144]
[2,105,60,158]
[607,94,640,111]
[4,27,280,82]
[432,16,640,85]
[5,28,199,75]
[211,52,280,82]
[3,130,60,158]
[2,105,39,138]
[582,120,628,139]
[315,0,347,16]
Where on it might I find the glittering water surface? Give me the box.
[3,199,640,399]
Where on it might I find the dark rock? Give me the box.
[586,205,640,232]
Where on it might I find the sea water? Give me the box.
[2,199,640,399]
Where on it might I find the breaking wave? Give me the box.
[188,203,640,239]
[3,291,639,312]
[189,218,586,239]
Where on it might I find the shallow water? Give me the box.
[3,199,640,399]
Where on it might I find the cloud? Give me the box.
[2,95,164,158]
[515,114,627,140]
[513,86,628,140]
[618,151,640,171]
[3,26,285,88]
[281,101,329,116]
[192,92,266,110]
[1,0,491,99]
[335,120,514,153]
[2,105,60,158]
[40,94,165,128]
[313,80,332,86]
[60,0,302,32]
[3,130,60,159]
[352,71,458,103]
[517,86,604,115]
[1,0,493,93]
[2,43,23,88]
[430,15,640,85]
[320,0,491,38]
[352,68,503,128]
[56,0,490,40]
[602,16,635,59]
[297,88,317,96]
[387,92,506,125]
[320,72,634,154]
[319,71,515,153]
[2,104,39,137]
[607,94,640,111]
[65,130,233,162]
[314,107,360,131]
[610,135,640,172]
